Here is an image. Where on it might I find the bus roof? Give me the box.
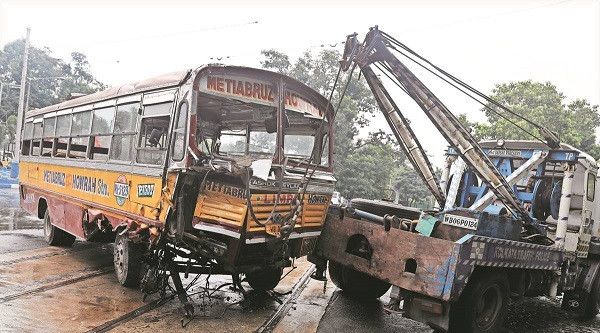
[25,65,330,120]
[25,70,191,119]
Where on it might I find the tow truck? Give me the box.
[308,27,600,332]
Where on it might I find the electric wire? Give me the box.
[379,40,545,143]
[381,31,552,144]
[375,55,544,143]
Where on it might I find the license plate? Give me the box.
[442,214,479,230]
[266,223,280,236]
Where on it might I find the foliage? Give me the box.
[460,80,600,159]
[391,165,435,207]
[0,39,105,145]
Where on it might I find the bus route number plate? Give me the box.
[266,223,280,236]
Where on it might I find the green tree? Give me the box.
[0,39,105,146]
[464,80,600,158]
[391,165,433,207]
[0,39,105,119]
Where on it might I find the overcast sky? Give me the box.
[1,0,599,166]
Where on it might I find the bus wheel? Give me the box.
[43,210,75,246]
[328,261,390,299]
[246,268,283,292]
[114,232,142,287]
[450,269,509,333]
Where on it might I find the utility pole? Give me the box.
[12,26,30,176]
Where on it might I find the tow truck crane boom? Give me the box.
[342,27,534,224]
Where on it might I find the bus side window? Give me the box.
[171,101,188,161]
[54,113,71,158]
[110,102,139,162]
[22,121,33,156]
[137,102,171,165]
[31,119,43,156]
[90,106,115,160]
[42,116,56,157]
[69,111,92,159]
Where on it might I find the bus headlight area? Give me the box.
[18,65,336,317]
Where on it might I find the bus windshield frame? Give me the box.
[192,70,332,170]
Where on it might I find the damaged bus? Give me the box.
[19,65,335,311]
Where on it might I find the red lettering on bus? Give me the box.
[253,83,261,99]
[245,82,252,97]
[235,81,244,95]
[207,76,217,90]
[217,77,225,92]
[268,87,274,102]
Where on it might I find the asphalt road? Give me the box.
[1,187,600,332]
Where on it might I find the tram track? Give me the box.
[0,265,114,304]
[85,297,172,333]
[85,265,317,332]
[257,265,316,333]
[0,243,100,266]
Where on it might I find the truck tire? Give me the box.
[450,269,509,333]
[328,261,391,299]
[113,231,142,287]
[43,209,76,246]
[580,269,600,320]
[350,198,421,220]
[246,268,283,292]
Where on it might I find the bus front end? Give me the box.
[162,66,335,293]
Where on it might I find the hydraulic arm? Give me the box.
[342,27,533,223]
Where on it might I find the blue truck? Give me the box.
[309,27,600,333]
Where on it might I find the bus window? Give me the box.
[171,101,188,161]
[22,121,33,156]
[69,111,92,159]
[284,134,314,158]
[42,116,56,157]
[137,102,171,165]
[32,119,43,156]
[110,103,139,162]
[250,131,276,154]
[321,134,330,166]
[220,128,247,155]
[54,114,71,158]
[91,107,115,160]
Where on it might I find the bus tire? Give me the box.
[580,268,600,320]
[43,209,75,246]
[328,261,391,299]
[246,268,283,292]
[113,232,142,288]
[450,269,509,333]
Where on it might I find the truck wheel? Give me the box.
[43,209,75,246]
[328,261,391,299]
[114,232,142,287]
[580,269,600,320]
[328,261,346,290]
[450,269,509,333]
[246,268,283,292]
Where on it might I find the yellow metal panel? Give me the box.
[20,161,165,222]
